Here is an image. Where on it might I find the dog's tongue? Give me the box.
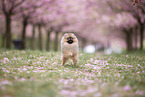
[67,40,73,44]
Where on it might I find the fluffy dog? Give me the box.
[61,33,79,66]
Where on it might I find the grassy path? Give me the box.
[0,50,145,97]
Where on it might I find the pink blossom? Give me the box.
[22,51,26,53]
[137,71,140,74]
[6,70,10,73]
[124,85,131,91]
[59,79,64,82]
[15,76,18,80]
[37,67,42,70]
[64,70,68,72]
[36,61,41,64]
[13,57,17,60]
[128,65,133,68]
[115,81,119,86]
[64,80,68,85]
[33,70,38,73]
[79,91,87,96]
[60,90,77,96]
[0,80,12,85]
[60,90,70,94]
[85,63,91,66]
[22,68,27,71]
[1,86,6,90]
[21,78,26,81]
[101,82,107,87]
[3,57,9,63]
[41,67,44,69]
[94,59,100,63]
[90,58,93,62]
[135,90,144,95]
[70,79,74,82]
[94,93,102,97]
[40,70,46,72]
[87,87,98,93]
[31,66,33,69]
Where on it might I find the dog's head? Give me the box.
[62,33,78,44]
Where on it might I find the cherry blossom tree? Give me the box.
[17,0,47,49]
[42,0,70,51]
[115,13,137,51]
[0,0,25,48]
[0,15,5,48]
[0,0,144,51]
[31,24,36,50]
[107,0,145,50]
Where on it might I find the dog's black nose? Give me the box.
[67,37,73,44]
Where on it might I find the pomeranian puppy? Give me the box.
[61,33,79,66]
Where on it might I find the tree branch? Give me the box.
[14,0,25,8]
[9,0,16,14]
[1,0,7,14]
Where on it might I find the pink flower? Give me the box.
[85,63,91,66]
[40,70,45,72]
[64,70,68,72]
[135,90,144,95]
[90,58,93,61]
[0,80,12,85]
[128,65,133,68]
[137,71,140,74]
[22,68,27,71]
[137,64,140,66]
[21,78,26,81]
[124,85,131,91]
[70,79,74,82]
[33,70,38,73]
[31,66,33,69]
[3,57,9,63]
[37,67,41,70]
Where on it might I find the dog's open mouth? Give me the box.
[67,37,73,44]
[67,40,73,44]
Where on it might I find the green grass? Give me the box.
[0,50,145,97]
[0,34,61,51]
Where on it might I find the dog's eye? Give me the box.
[67,37,73,40]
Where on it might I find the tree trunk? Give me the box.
[134,26,138,50]
[46,30,52,51]
[21,20,28,49]
[31,24,35,50]
[1,33,5,48]
[54,31,59,51]
[125,30,133,52]
[38,24,42,51]
[139,24,144,50]
[5,15,11,49]
[82,38,86,50]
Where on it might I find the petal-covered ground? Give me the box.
[0,50,145,97]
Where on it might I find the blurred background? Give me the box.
[0,0,145,54]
